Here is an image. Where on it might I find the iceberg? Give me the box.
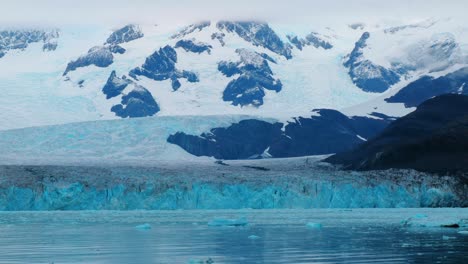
[135,223,152,230]
[306,222,323,229]
[401,215,467,228]
[207,217,248,227]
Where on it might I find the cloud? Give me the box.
[0,0,466,26]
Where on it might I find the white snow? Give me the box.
[356,135,367,141]
[0,18,467,131]
[0,115,278,165]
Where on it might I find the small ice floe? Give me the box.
[306,222,322,229]
[401,215,464,228]
[248,235,261,240]
[188,258,214,264]
[135,223,152,230]
[207,217,248,227]
[443,235,456,240]
[413,214,428,219]
[458,231,468,235]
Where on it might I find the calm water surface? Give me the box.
[0,209,467,263]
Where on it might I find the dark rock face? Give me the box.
[0,29,59,57]
[102,71,131,99]
[42,42,58,51]
[218,49,282,107]
[129,45,199,91]
[211,32,226,46]
[175,39,212,54]
[105,25,143,45]
[111,86,160,118]
[383,20,436,34]
[344,32,400,93]
[217,21,292,59]
[101,71,160,118]
[167,110,392,160]
[109,45,126,54]
[287,33,333,50]
[64,46,114,75]
[168,120,284,160]
[268,110,392,157]
[171,21,211,39]
[64,25,142,75]
[326,94,468,174]
[386,67,468,107]
[349,23,365,30]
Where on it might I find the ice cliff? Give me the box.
[0,160,465,210]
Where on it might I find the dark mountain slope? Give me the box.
[325,94,468,175]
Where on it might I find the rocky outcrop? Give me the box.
[287,32,333,50]
[129,45,199,91]
[175,39,212,54]
[111,85,160,118]
[386,67,468,107]
[167,110,392,159]
[217,21,292,59]
[102,71,131,99]
[326,94,468,175]
[344,32,400,93]
[211,32,226,46]
[64,25,142,75]
[105,24,143,45]
[218,48,282,107]
[171,21,211,39]
[0,29,59,57]
[64,46,114,75]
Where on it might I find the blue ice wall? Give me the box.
[0,180,459,210]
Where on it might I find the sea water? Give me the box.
[0,209,466,263]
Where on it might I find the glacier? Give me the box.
[0,115,465,210]
[0,115,269,164]
[0,161,465,211]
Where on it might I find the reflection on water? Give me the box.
[0,209,467,263]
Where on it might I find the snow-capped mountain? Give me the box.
[0,17,467,162]
[1,18,466,130]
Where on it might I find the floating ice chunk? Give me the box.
[248,235,261,240]
[207,217,248,227]
[135,223,152,230]
[459,219,468,227]
[306,222,322,229]
[442,235,456,240]
[187,258,214,264]
[458,231,468,235]
[401,216,462,228]
[413,214,428,219]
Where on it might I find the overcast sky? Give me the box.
[1,0,465,26]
